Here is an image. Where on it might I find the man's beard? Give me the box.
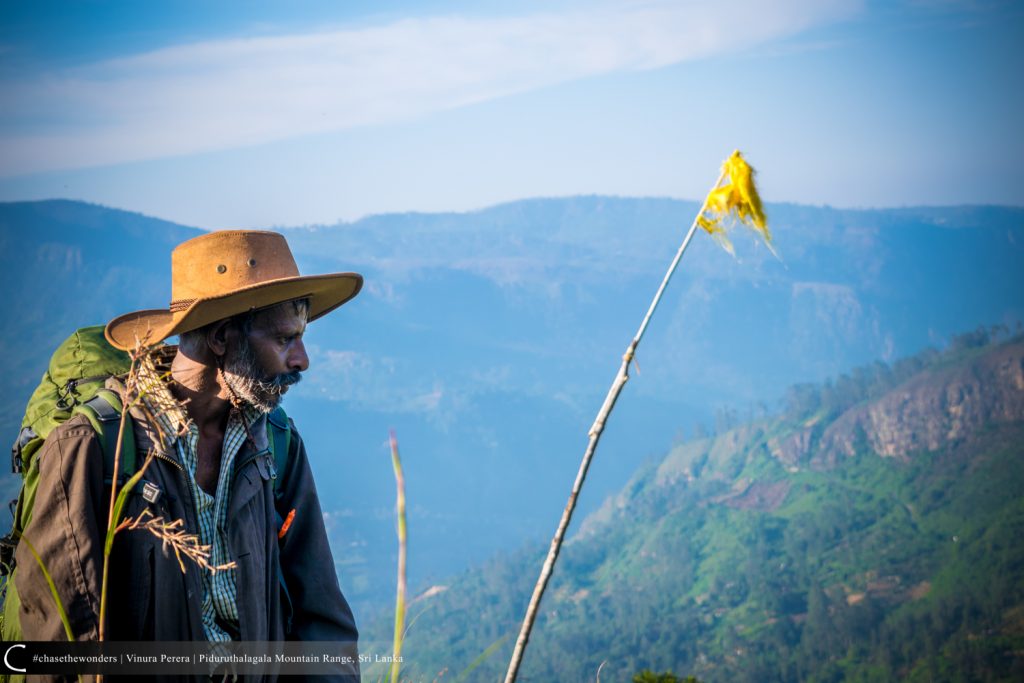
[222,337,302,413]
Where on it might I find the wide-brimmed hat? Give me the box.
[105,230,362,350]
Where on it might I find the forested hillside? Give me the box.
[365,331,1024,682]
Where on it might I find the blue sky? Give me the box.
[0,0,1021,228]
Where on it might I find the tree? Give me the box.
[632,672,703,683]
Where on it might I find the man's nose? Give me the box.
[289,337,310,373]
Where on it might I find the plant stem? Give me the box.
[389,429,407,683]
[98,363,133,646]
[502,169,728,683]
[97,351,148,683]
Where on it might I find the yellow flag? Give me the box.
[698,150,776,258]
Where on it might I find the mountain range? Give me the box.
[0,198,1021,620]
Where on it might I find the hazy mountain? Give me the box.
[0,198,1021,620]
[364,334,1024,682]
[0,200,199,424]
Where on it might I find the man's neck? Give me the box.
[170,350,233,432]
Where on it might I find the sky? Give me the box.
[0,0,1021,228]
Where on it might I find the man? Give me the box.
[12,230,361,678]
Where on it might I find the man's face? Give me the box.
[222,303,309,413]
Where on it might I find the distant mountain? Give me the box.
[366,334,1024,682]
[0,200,199,421]
[0,198,1022,620]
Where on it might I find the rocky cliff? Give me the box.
[583,335,1024,536]
[816,341,1024,464]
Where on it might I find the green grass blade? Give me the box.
[455,634,511,683]
[17,533,74,641]
[388,429,408,683]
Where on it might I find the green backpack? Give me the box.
[0,325,293,645]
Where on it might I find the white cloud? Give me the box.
[0,0,858,177]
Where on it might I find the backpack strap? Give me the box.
[265,405,295,636]
[266,406,291,500]
[76,389,136,482]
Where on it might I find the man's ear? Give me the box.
[206,319,236,360]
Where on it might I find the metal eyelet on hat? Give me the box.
[217,264,227,274]
[248,258,257,267]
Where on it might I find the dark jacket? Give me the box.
[12,384,359,681]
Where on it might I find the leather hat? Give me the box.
[105,230,362,350]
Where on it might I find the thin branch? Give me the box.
[122,508,237,574]
[98,341,149,645]
[503,169,729,683]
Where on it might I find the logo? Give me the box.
[142,480,162,503]
[3,644,26,673]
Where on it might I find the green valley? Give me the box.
[366,332,1024,682]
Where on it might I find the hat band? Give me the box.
[169,298,197,313]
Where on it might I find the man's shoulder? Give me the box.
[30,413,105,472]
[48,412,103,440]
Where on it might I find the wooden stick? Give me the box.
[503,169,728,683]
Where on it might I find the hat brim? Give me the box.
[105,272,362,350]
